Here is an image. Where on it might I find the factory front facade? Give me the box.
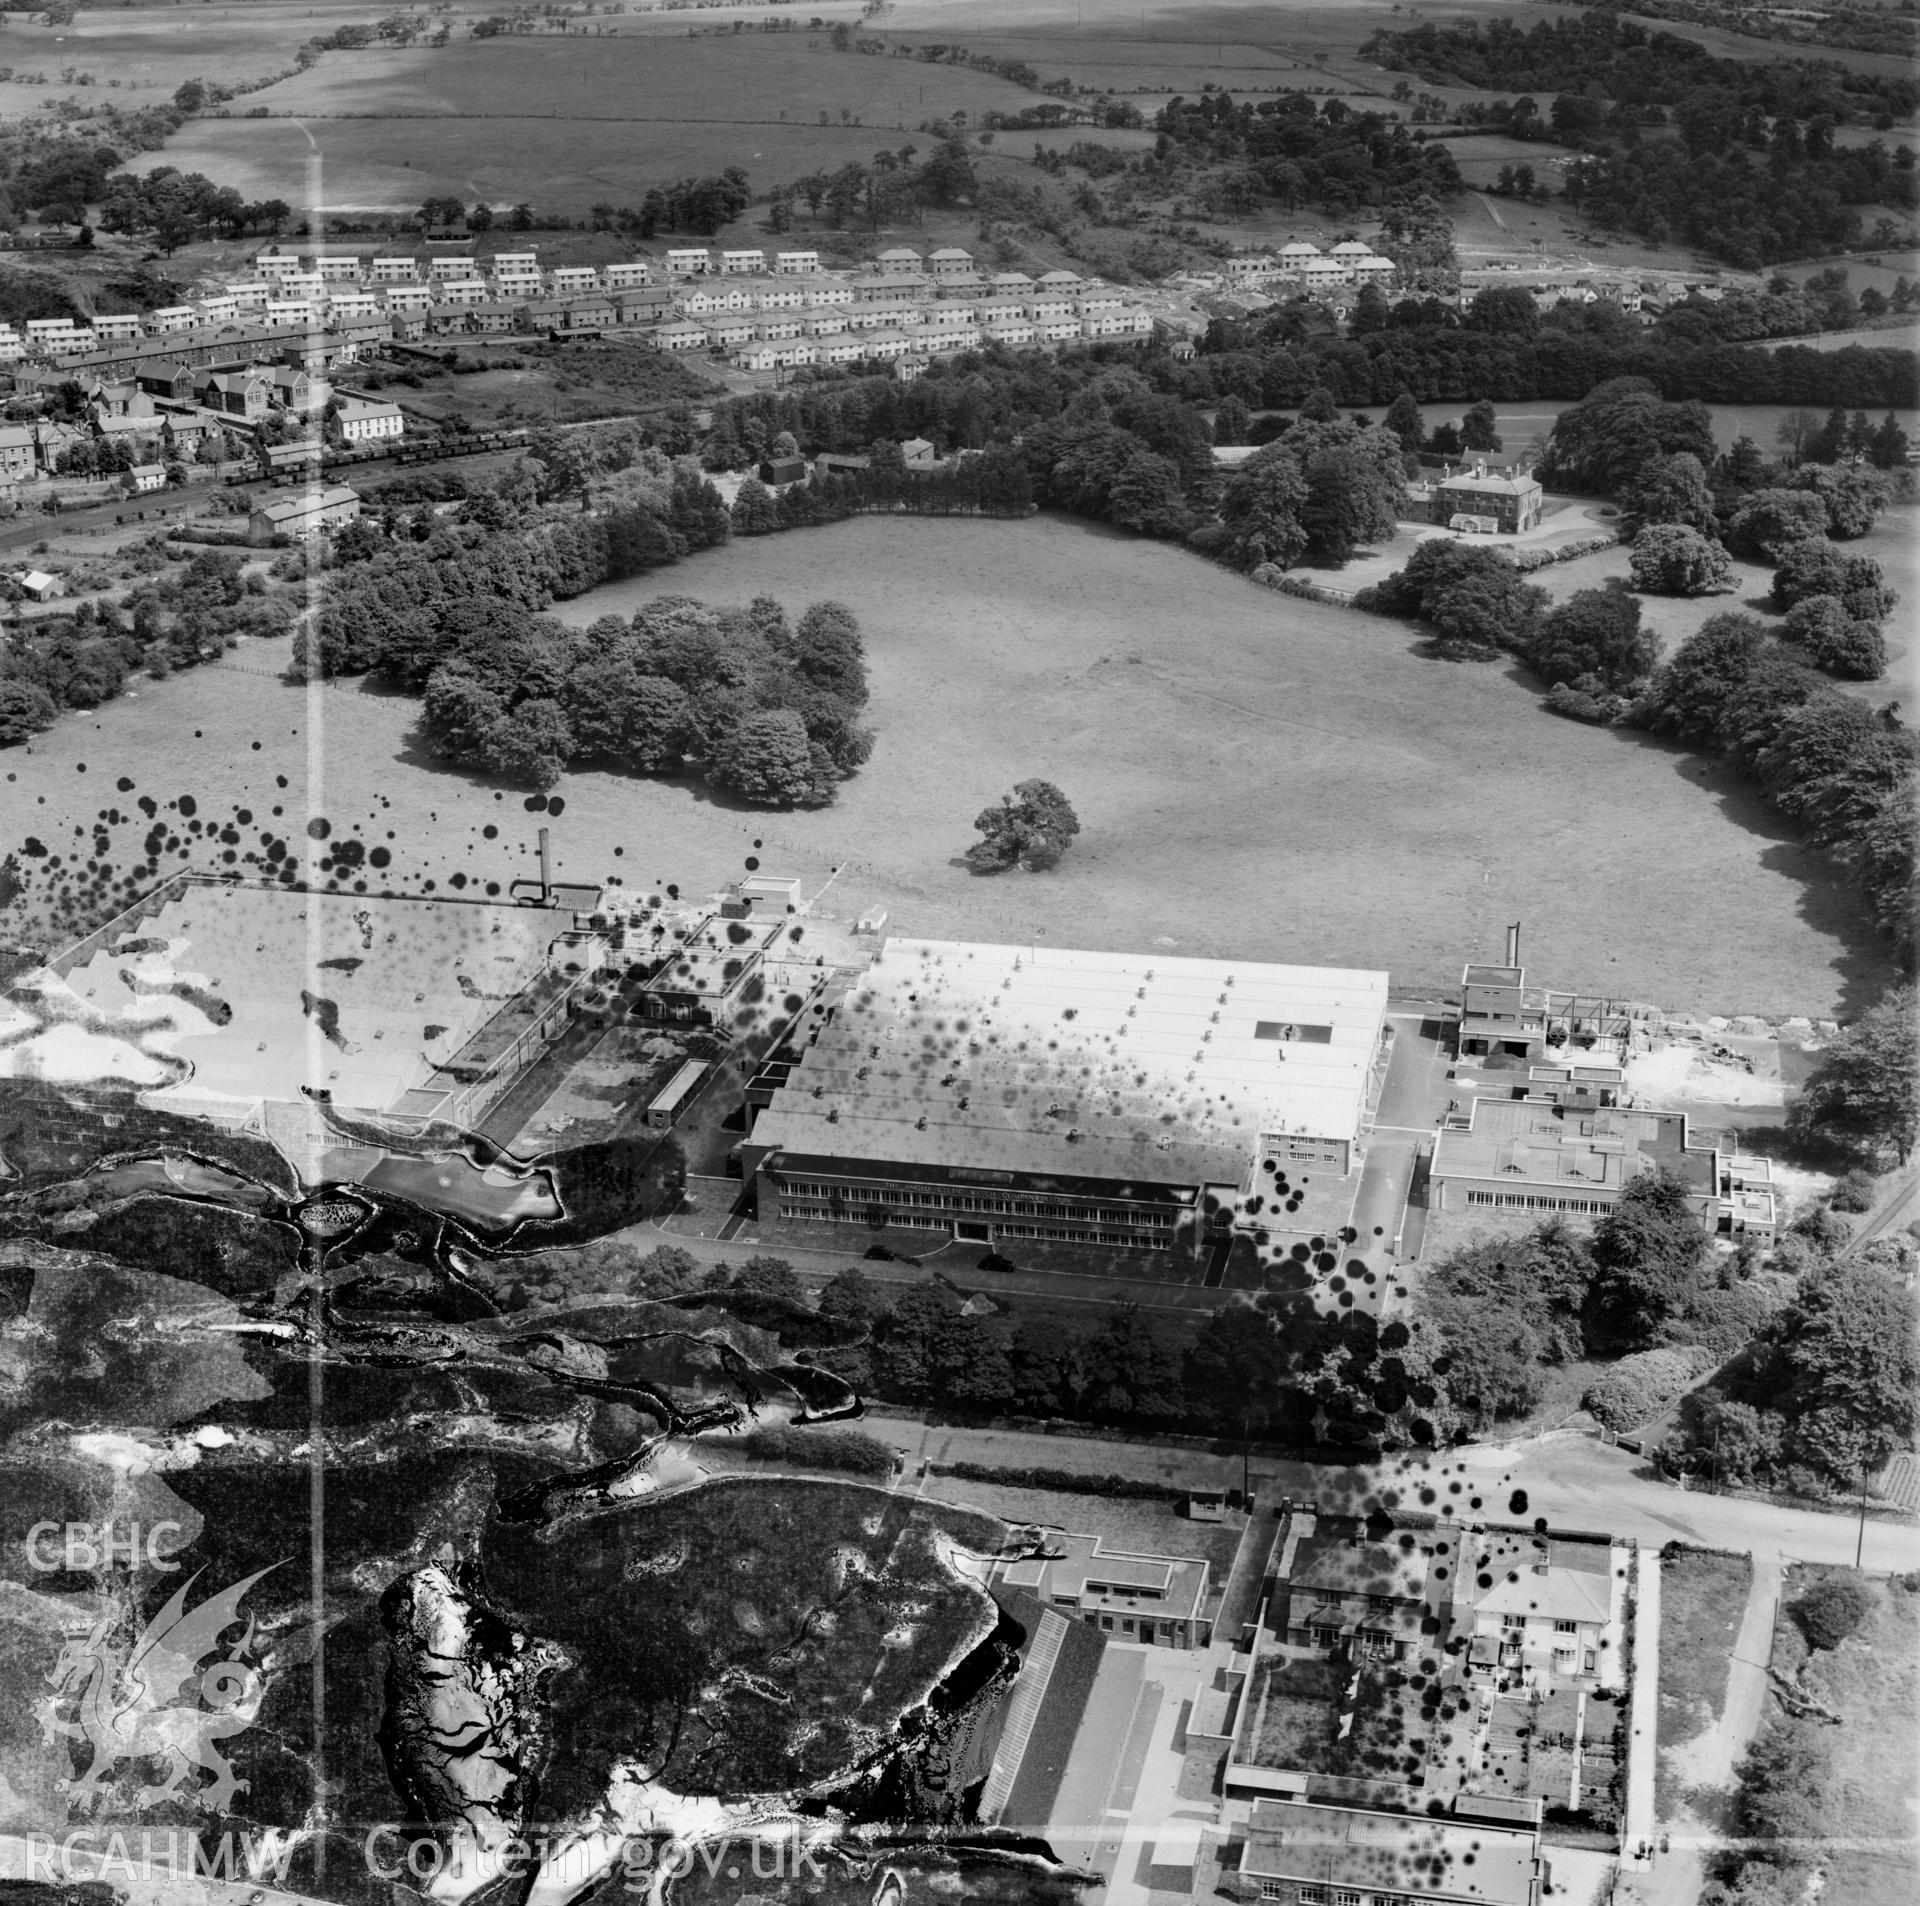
[745,940,1390,1259]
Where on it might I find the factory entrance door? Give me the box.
[953,1221,990,1243]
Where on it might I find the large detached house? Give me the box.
[1423,459,1545,533]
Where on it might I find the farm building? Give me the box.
[9,569,65,602]
[249,483,362,543]
[744,940,1389,1260]
[989,1532,1218,1649]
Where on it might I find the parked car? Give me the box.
[977,1252,1016,1274]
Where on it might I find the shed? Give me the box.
[1187,1487,1228,1523]
[646,1060,709,1130]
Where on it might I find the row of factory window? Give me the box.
[1263,1888,1414,1906]
[1087,1611,1189,1642]
[1464,1190,1615,1214]
[774,1182,1173,1226]
[775,1206,1160,1249]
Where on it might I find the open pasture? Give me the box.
[141,32,1059,213]
[1,516,1885,1018]
[0,0,393,120]
[883,0,1560,92]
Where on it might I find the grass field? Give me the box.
[0,515,1894,1018]
[143,32,1059,213]
[1768,1567,1920,1906]
[1656,1545,1752,1819]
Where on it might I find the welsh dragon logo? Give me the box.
[35,1563,282,1814]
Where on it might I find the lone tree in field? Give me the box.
[964,780,1081,873]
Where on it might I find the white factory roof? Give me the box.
[753,938,1388,1186]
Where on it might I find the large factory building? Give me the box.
[743,939,1390,1259]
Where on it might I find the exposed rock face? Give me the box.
[380,1562,571,1844]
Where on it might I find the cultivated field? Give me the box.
[0,516,1893,1016]
[143,31,1060,213]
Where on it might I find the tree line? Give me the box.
[1362,11,1918,265]
[1144,94,1463,232]
[613,1132,1911,1474]
[1194,293,1918,412]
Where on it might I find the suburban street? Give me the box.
[865,1410,1920,1573]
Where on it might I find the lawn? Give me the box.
[0,514,1893,1018]
[1768,1566,1920,1906]
[1656,1544,1753,1819]
[1240,1655,1346,1768]
[1519,503,1920,711]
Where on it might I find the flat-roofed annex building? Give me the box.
[1430,1096,1717,1224]
[746,938,1388,1258]
[990,1531,1216,1648]
[1227,1798,1545,1906]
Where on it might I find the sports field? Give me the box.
[0,516,1891,1018]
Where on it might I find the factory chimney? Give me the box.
[1505,922,1521,967]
